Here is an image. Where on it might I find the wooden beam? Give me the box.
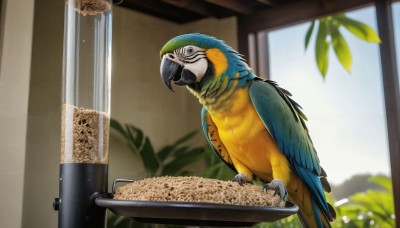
[162,0,238,19]
[204,0,254,15]
[120,0,205,23]
[257,31,270,79]
[238,0,374,33]
[375,1,400,227]
[248,33,258,73]
[161,0,213,16]
[237,18,250,60]
[256,0,274,5]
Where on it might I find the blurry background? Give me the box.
[0,0,399,227]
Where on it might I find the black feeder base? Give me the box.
[55,163,108,228]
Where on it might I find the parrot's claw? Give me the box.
[263,179,288,203]
[232,174,250,186]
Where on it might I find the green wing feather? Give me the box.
[249,79,320,173]
[249,79,334,223]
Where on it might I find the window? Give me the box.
[267,7,391,187]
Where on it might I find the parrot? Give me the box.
[159,33,336,227]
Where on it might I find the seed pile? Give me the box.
[61,104,109,164]
[74,0,111,16]
[114,176,285,207]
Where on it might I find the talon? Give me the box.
[264,179,288,203]
[232,173,250,186]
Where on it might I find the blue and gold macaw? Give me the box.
[159,34,336,227]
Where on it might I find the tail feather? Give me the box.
[288,172,335,227]
[320,167,327,177]
[327,203,337,222]
[320,176,331,193]
[319,166,331,193]
[291,189,333,227]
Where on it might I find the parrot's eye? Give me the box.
[174,46,205,63]
[186,47,194,55]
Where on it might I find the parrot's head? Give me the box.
[160,33,252,93]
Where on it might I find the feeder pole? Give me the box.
[54,0,115,227]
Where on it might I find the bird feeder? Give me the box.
[55,0,112,227]
[54,0,298,227]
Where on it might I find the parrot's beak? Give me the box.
[160,56,197,91]
[160,57,182,91]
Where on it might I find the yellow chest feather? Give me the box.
[209,87,283,180]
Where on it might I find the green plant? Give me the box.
[110,118,205,177]
[255,175,395,228]
[202,146,236,180]
[333,175,394,228]
[108,119,206,228]
[255,214,302,228]
[305,14,381,77]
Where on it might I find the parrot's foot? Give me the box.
[263,179,288,203]
[232,173,251,186]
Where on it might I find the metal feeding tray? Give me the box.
[95,179,298,227]
[96,198,298,227]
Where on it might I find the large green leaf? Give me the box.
[202,146,237,180]
[161,148,204,175]
[369,175,392,191]
[203,162,224,178]
[349,189,394,226]
[125,124,144,149]
[126,143,139,156]
[331,25,352,72]
[122,125,141,155]
[110,119,139,155]
[157,131,198,161]
[337,15,381,43]
[110,118,128,138]
[350,192,386,215]
[305,20,315,50]
[171,130,197,147]
[157,145,173,161]
[315,20,330,77]
[333,175,395,227]
[172,146,192,158]
[203,162,235,181]
[139,137,160,174]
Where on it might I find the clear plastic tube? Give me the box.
[61,0,112,164]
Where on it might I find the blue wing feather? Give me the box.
[249,79,332,220]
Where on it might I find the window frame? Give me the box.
[236,0,400,226]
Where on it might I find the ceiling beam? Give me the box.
[256,0,274,5]
[161,0,240,19]
[204,0,254,15]
[120,0,205,23]
[161,0,213,16]
[238,0,375,33]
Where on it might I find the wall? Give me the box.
[109,8,238,183]
[109,6,183,182]
[21,0,64,227]
[20,2,237,227]
[0,0,35,227]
